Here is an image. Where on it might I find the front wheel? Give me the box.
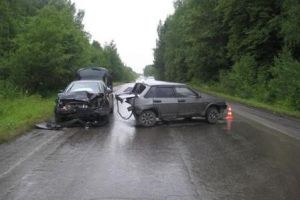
[206,107,219,124]
[138,110,157,127]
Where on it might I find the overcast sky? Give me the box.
[71,0,175,73]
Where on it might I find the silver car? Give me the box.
[117,80,227,127]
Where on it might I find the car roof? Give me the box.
[140,80,185,86]
[71,80,105,85]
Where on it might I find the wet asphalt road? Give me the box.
[0,84,300,200]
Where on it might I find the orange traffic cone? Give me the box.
[226,105,233,120]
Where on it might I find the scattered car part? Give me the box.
[115,89,136,120]
[35,122,62,130]
[35,117,109,130]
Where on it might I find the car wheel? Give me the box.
[206,107,219,124]
[138,110,157,127]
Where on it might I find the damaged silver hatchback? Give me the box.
[116,80,227,127]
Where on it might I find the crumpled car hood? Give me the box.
[58,91,103,103]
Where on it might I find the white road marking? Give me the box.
[0,132,61,179]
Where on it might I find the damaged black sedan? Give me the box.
[54,80,113,125]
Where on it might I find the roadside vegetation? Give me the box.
[0,82,55,142]
[152,0,300,117]
[0,0,137,141]
[0,95,54,142]
[191,83,300,118]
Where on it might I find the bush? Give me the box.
[269,50,300,110]
[220,55,257,98]
[0,80,23,99]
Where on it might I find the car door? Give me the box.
[152,86,178,119]
[174,86,205,116]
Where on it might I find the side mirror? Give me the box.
[58,89,64,94]
[196,93,201,98]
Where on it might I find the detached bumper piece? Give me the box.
[35,122,62,130]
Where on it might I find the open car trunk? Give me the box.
[76,67,113,89]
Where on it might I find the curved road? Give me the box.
[0,84,300,200]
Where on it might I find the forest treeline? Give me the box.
[153,0,300,110]
[0,0,136,97]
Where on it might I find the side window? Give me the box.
[145,87,156,98]
[175,87,197,97]
[132,83,146,94]
[155,87,175,98]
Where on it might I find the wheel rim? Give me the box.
[208,110,218,122]
[141,111,155,126]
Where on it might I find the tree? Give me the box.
[9,2,90,93]
[153,0,300,110]
[143,65,157,77]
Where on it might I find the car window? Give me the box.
[145,87,156,98]
[175,87,197,97]
[155,87,175,98]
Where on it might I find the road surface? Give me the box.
[0,84,300,200]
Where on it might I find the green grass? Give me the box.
[0,95,55,143]
[191,83,300,118]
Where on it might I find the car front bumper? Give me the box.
[55,106,110,121]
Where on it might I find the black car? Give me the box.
[54,80,113,124]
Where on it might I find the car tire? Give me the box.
[206,107,219,124]
[138,110,157,127]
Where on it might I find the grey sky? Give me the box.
[71,0,175,73]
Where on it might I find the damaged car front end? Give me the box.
[54,80,112,125]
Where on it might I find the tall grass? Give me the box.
[0,81,55,142]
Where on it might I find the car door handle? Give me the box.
[178,99,186,103]
[153,100,162,103]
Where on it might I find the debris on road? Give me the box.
[35,122,62,130]
[35,117,109,130]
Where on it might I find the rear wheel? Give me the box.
[206,107,219,124]
[138,110,157,127]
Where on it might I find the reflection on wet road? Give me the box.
[0,85,300,200]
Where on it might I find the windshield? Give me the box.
[66,82,104,93]
[131,83,146,94]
